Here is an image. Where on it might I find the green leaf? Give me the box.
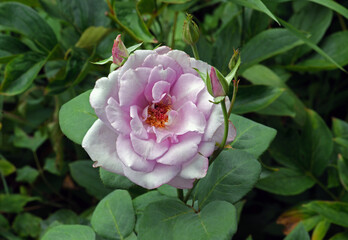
[12,213,41,238]
[229,114,277,158]
[0,2,57,51]
[0,194,39,213]
[242,64,286,88]
[15,166,39,184]
[332,118,348,158]
[292,31,348,71]
[91,190,135,240]
[229,0,279,24]
[0,159,16,176]
[240,29,303,71]
[301,109,333,176]
[284,222,310,240]
[256,91,296,117]
[194,150,261,207]
[75,26,110,49]
[100,168,134,190]
[338,155,348,191]
[138,199,237,240]
[13,127,47,152]
[92,56,113,65]
[0,214,9,229]
[0,33,29,63]
[256,168,315,195]
[45,209,80,225]
[69,160,111,200]
[42,225,96,240]
[311,219,330,240]
[308,0,348,20]
[304,201,348,227]
[330,232,348,240]
[59,90,97,145]
[0,53,46,96]
[113,1,156,43]
[43,158,61,176]
[232,85,284,114]
[278,18,346,72]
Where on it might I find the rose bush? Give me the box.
[82,46,236,189]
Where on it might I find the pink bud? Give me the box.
[210,67,225,97]
[112,34,129,65]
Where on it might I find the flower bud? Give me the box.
[112,34,129,66]
[228,49,240,71]
[210,67,225,97]
[182,14,200,46]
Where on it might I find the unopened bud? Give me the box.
[182,14,200,46]
[112,34,129,66]
[210,67,225,97]
[228,49,240,71]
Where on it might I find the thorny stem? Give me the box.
[191,44,199,60]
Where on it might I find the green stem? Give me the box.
[177,189,184,201]
[183,179,198,203]
[1,173,9,195]
[227,80,239,117]
[307,172,339,201]
[219,101,229,150]
[107,12,142,43]
[191,44,200,60]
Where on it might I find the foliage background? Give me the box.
[1,0,348,239]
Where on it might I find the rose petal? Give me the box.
[144,66,176,102]
[167,176,194,189]
[171,73,205,108]
[167,50,197,75]
[130,133,169,160]
[198,141,216,157]
[120,50,156,76]
[105,97,131,134]
[169,101,206,135]
[155,46,171,55]
[90,70,120,128]
[179,154,209,179]
[203,100,225,141]
[212,120,237,145]
[116,135,156,172]
[152,81,171,102]
[190,58,211,76]
[130,105,148,139]
[157,132,202,165]
[122,163,181,189]
[119,67,151,107]
[82,119,123,174]
[142,54,183,76]
[196,88,214,118]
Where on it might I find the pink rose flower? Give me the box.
[82,46,236,189]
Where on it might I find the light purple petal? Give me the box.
[157,132,202,165]
[169,101,206,135]
[142,54,183,76]
[179,154,209,179]
[116,135,155,172]
[90,70,120,128]
[167,176,194,189]
[167,50,197,75]
[82,119,123,175]
[212,120,237,145]
[190,58,211,76]
[202,99,225,141]
[155,46,171,55]
[196,88,214,118]
[152,81,171,102]
[122,163,181,189]
[130,105,148,139]
[130,133,169,160]
[198,141,216,157]
[171,73,205,108]
[120,50,156,76]
[105,97,131,134]
[118,67,151,107]
[144,66,176,102]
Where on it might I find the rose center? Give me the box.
[145,102,171,128]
